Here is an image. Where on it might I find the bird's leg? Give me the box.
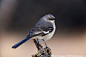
[42,39,48,48]
[37,39,39,44]
[37,39,40,47]
[32,39,40,50]
[32,39,42,50]
[37,39,43,48]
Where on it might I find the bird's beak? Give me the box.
[54,18,58,20]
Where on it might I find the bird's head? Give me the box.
[42,14,57,23]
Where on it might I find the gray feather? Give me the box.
[28,21,53,37]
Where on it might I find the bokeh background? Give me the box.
[0,0,86,57]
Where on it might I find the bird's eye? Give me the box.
[49,18,53,20]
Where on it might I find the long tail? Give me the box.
[12,37,30,49]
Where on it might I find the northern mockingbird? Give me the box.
[12,14,57,48]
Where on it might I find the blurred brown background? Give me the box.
[0,0,86,57]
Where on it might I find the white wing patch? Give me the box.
[34,31,42,34]
[34,30,49,35]
[43,31,49,34]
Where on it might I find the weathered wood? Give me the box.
[32,39,52,57]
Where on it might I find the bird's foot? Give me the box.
[37,43,42,48]
[44,46,51,55]
[45,46,49,49]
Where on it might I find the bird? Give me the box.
[12,14,57,49]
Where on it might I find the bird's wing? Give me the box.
[27,26,54,38]
[39,26,54,36]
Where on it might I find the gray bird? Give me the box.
[12,14,57,48]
